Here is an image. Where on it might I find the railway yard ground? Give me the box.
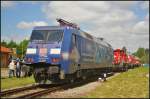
[1,68,35,90]
[1,66,149,98]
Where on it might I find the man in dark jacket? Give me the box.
[16,58,21,78]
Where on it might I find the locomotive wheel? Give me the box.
[40,73,47,84]
[82,76,86,80]
[70,78,75,83]
[76,70,82,78]
[34,72,47,84]
[33,72,39,83]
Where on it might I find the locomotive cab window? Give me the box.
[47,30,63,42]
[30,30,63,42]
[30,30,45,41]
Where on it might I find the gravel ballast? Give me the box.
[42,73,120,98]
[42,81,100,98]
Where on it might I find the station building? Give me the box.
[0,46,12,67]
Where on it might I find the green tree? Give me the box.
[135,48,145,58]
[133,48,149,64]
[17,39,29,58]
[1,40,8,47]
[7,40,18,48]
[143,48,149,64]
[145,48,149,55]
[141,54,149,64]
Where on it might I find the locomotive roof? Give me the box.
[33,26,112,48]
[79,30,112,48]
[92,35,111,48]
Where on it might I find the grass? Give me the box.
[1,76,35,90]
[84,66,149,98]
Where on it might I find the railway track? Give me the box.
[1,72,116,98]
[1,75,101,98]
[1,84,40,97]
[16,85,65,98]
[16,77,99,98]
[0,83,60,98]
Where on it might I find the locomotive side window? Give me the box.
[72,34,82,54]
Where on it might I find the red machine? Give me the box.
[112,48,141,71]
[112,48,128,66]
[127,55,135,68]
[132,56,141,67]
[127,55,141,68]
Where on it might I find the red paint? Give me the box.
[112,49,128,65]
[112,48,141,66]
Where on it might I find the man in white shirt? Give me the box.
[8,60,16,77]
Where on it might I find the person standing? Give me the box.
[103,73,107,82]
[8,60,15,78]
[16,60,21,78]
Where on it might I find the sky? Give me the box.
[1,1,149,53]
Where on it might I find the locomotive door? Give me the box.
[71,34,80,63]
[72,34,82,77]
[69,34,81,74]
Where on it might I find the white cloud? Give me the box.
[17,21,48,29]
[42,1,111,24]
[42,1,149,52]
[42,1,137,26]
[131,12,149,35]
[132,20,149,35]
[1,1,16,8]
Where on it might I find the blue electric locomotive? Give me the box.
[24,19,114,84]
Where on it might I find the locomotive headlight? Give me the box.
[26,48,36,54]
[50,48,61,54]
